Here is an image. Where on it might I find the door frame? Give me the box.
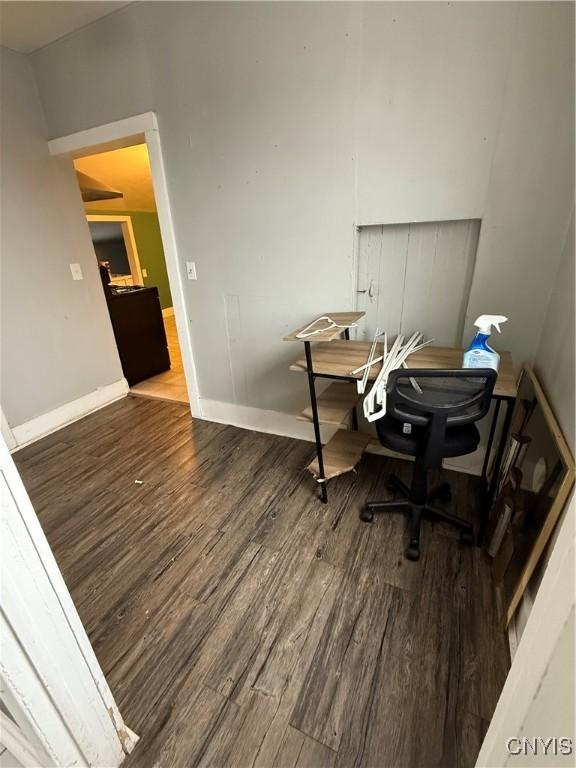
[476,495,574,766]
[1,435,138,765]
[48,112,202,416]
[87,213,144,286]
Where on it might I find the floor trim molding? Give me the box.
[198,398,484,477]
[8,387,485,477]
[1,407,17,451]
[10,379,129,451]
[199,398,325,443]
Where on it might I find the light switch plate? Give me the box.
[186,261,197,280]
[70,263,83,281]
[142,268,148,278]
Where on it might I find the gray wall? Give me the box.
[20,3,576,419]
[515,207,575,639]
[534,208,575,454]
[533,206,575,570]
[0,48,123,427]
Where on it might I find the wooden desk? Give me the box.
[289,340,517,399]
[285,314,517,530]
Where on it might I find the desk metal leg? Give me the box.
[351,405,359,431]
[343,329,358,431]
[481,399,501,484]
[304,341,328,503]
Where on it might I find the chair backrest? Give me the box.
[385,368,497,466]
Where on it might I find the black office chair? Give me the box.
[360,368,497,561]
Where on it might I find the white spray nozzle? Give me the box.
[474,314,508,334]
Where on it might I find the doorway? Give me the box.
[88,215,143,288]
[48,111,201,416]
[74,144,189,405]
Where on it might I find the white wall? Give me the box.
[24,2,576,424]
[0,48,124,431]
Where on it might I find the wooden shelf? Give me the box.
[307,429,371,481]
[283,312,365,343]
[290,340,381,379]
[297,382,360,427]
[290,340,517,399]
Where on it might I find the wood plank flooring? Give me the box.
[14,397,510,768]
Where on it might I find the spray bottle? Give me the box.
[463,315,508,371]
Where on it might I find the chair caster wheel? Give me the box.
[360,508,374,523]
[406,545,420,561]
[460,529,474,546]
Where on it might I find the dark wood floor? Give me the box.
[15,396,510,768]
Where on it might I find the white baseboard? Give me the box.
[162,307,175,318]
[10,378,129,451]
[198,398,483,477]
[199,398,336,443]
[1,407,17,451]
[6,385,487,476]
[444,449,486,477]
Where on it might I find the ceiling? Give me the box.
[0,1,131,54]
[74,144,157,213]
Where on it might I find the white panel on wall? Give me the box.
[356,219,480,346]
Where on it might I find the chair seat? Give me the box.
[376,414,480,458]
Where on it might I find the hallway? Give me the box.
[129,313,189,404]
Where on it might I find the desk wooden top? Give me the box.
[289,340,517,399]
[283,312,365,343]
